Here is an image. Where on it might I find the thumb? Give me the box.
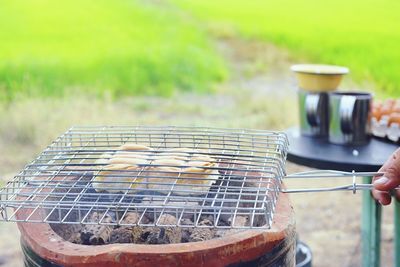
[372,148,400,203]
[373,148,400,190]
[373,176,400,191]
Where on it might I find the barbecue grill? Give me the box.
[0,126,289,230]
[0,126,391,230]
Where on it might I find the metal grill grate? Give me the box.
[0,126,288,229]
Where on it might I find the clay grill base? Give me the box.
[18,193,296,267]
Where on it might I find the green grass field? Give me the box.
[0,0,226,100]
[0,0,399,99]
[175,0,400,97]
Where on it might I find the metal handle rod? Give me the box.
[282,184,400,193]
[285,170,385,179]
[283,170,398,194]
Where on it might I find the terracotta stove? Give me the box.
[17,192,295,267]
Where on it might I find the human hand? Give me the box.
[372,148,400,205]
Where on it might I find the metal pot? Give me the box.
[298,90,329,137]
[328,92,372,145]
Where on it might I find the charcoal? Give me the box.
[141,197,199,220]
[228,215,249,227]
[181,229,192,243]
[199,218,213,226]
[188,229,214,242]
[179,218,194,243]
[109,227,133,243]
[109,212,146,243]
[134,214,182,244]
[131,226,145,243]
[145,228,168,244]
[51,223,83,244]
[158,214,181,243]
[188,219,215,242]
[80,212,113,245]
[121,212,144,225]
[180,218,194,226]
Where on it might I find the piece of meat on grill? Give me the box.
[92,144,219,195]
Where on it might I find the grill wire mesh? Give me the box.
[0,126,288,229]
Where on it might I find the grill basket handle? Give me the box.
[282,170,399,194]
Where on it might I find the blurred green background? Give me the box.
[0,0,399,100]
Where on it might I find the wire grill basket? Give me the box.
[0,126,289,229]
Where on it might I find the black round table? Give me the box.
[285,127,399,267]
[285,127,398,172]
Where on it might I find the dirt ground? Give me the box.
[0,37,397,267]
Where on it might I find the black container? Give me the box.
[295,241,312,267]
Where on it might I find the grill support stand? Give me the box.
[361,176,400,267]
[361,176,381,267]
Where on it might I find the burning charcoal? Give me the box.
[141,198,199,220]
[51,224,83,244]
[216,215,230,227]
[134,227,164,244]
[157,214,182,243]
[136,214,182,244]
[121,212,150,244]
[188,219,215,242]
[228,215,249,227]
[69,233,83,244]
[131,227,144,243]
[188,229,214,242]
[253,215,267,227]
[181,229,192,243]
[81,212,113,245]
[144,228,169,244]
[198,218,213,227]
[179,218,194,243]
[192,216,214,226]
[110,212,149,244]
[66,226,84,244]
[81,226,112,245]
[180,218,194,226]
[158,214,179,225]
[215,215,249,238]
[122,212,140,224]
[109,227,133,244]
